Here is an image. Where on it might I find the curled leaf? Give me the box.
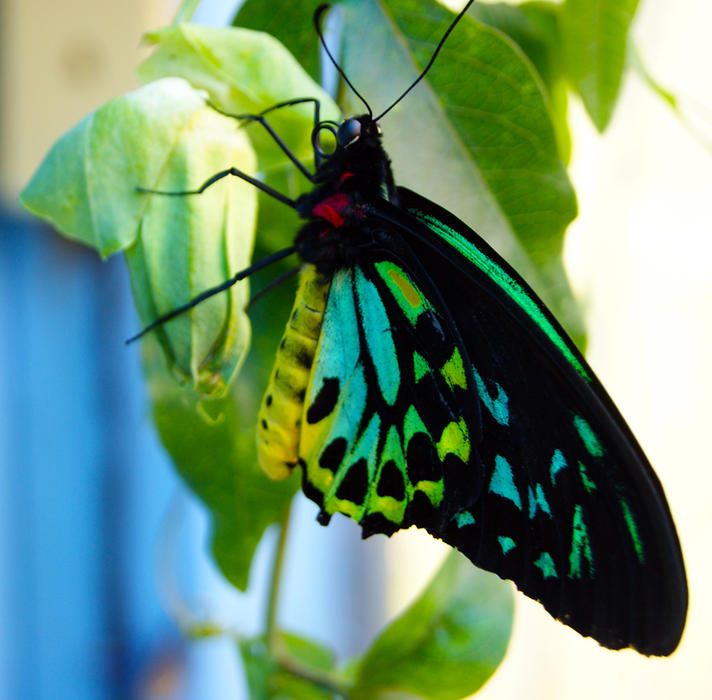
[20,77,258,392]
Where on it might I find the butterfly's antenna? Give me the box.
[125,246,298,344]
[314,4,372,118]
[374,0,475,122]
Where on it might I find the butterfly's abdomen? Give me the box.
[257,266,331,479]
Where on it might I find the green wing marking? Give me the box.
[408,207,591,383]
[568,504,595,579]
[299,261,477,531]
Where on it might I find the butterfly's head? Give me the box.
[336,116,382,148]
[313,115,382,161]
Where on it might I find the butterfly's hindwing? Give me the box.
[298,254,484,536]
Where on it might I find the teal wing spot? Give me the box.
[354,269,399,406]
[528,483,552,519]
[305,271,366,456]
[619,498,645,563]
[550,449,567,485]
[318,365,368,448]
[568,504,594,579]
[309,269,360,394]
[572,414,604,457]
[413,351,430,383]
[489,455,522,510]
[534,552,558,579]
[472,366,509,425]
[411,209,591,382]
[577,461,597,494]
[454,510,475,528]
[498,536,516,554]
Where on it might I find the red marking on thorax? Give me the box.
[338,171,355,185]
[312,192,351,228]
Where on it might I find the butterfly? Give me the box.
[135,0,687,656]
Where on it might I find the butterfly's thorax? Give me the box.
[295,116,397,274]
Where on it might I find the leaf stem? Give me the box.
[276,653,354,699]
[266,501,292,651]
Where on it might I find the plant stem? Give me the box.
[266,501,292,652]
[172,0,202,25]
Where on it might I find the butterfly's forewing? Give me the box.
[374,187,687,655]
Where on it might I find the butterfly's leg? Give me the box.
[210,97,324,177]
[137,167,296,209]
[268,97,331,170]
[125,245,299,343]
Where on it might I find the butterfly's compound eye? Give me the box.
[337,118,362,147]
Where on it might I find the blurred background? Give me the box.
[1,0,710,698]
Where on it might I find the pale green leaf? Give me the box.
[560,0,640,131]
[349,551,513,700]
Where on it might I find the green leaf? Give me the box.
[137,23,340,172]
[20,77,258,393]
[234,0,322,82]
[560,0,640,131]
[348,551,513,700]
[470,1,571,162]
[20,78,211,257]
[339,0,584,348]
[239,632,339,700]
[143,278,300,589]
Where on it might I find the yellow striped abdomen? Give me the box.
[257,265,330,479]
